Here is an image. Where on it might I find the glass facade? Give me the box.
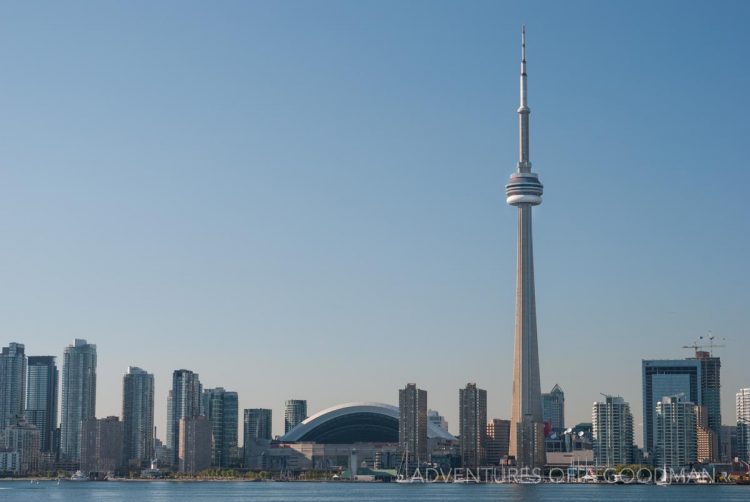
[642,359,700,456]
[26,356,58,452]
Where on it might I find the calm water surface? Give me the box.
[0,481,747,501]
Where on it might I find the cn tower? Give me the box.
[506,26,546,469]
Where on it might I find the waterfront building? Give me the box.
[178,415,211,474]
[642,359,700,456]
[0,420,40,475]
[278,402,455,472]
[459,383,487,469]
[60,339,97,461]
[542,384,565,433]
[80,416,124,474]
[655,395,697,469]
[694,405,718,463]
[203,387,239,467]
[25,356,58,453]
[592,395,634,466]
[398,384,428,463]
[122,366,154,467]
[168,369,202,465]
[738,388,750,463]
[284,399,307,434]
[0,343,27,427]
[505,27,546,469]
[486,419,511,465]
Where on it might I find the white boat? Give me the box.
[516,476,538,484]
[69,471,89,482]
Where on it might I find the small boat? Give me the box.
[516,476,538,484]
[69,471,89,482]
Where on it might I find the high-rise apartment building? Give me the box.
[244,408,272,442]
[203,388,238,467]
[459,383,487,469]
[243,408,272,468]
[168,369,202,465]
[80,416,124,474]
[0,421,40,475]
[695,405,718,463]
[542,384,565,433]
[655,395,697,469]
[178,415,211,475]
[592,395,634,466]
[0,343,27,427]
[398,383,427,464]
[642,359,700,456]
[122,366,154,467]
[60,339,97,461]
[486,419,511,465]
[25,356,58,453]
[284,399,307,434]
[691,351,721,436]
[737,388,750,463]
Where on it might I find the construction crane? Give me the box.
[681,332,726,356]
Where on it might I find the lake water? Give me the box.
[0,480,747,501]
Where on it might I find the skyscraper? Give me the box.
[691,351,721,436]
[60,339,97,461]
[505,27,546,469]
[178,415,212,475]
[244,408,272,442]
[642,359,700,456]
[542,384,565,433]
[168,369,202,465]
[486,419,511,465]
[243,408,272,468]
[737,388,750,463]
[459,383,487,469]
[399,383,427,464]
[695,405,718,463]
[655,395,697,469]
[122,366,154,467]
[0,343,27,427]
[203,387,238,467]
[26,356,58,453]
[284,399,307,434]
[592,395,634,466]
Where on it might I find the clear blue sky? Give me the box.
[1,1,748,444]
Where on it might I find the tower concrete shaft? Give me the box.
[505,26,545,468]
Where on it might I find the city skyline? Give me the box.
[0,1,748,445]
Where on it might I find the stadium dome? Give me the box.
[280,402,456,444]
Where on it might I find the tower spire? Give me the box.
[505,24,545,469]
[518,25,530,172]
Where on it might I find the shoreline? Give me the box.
[1,477,748,486]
